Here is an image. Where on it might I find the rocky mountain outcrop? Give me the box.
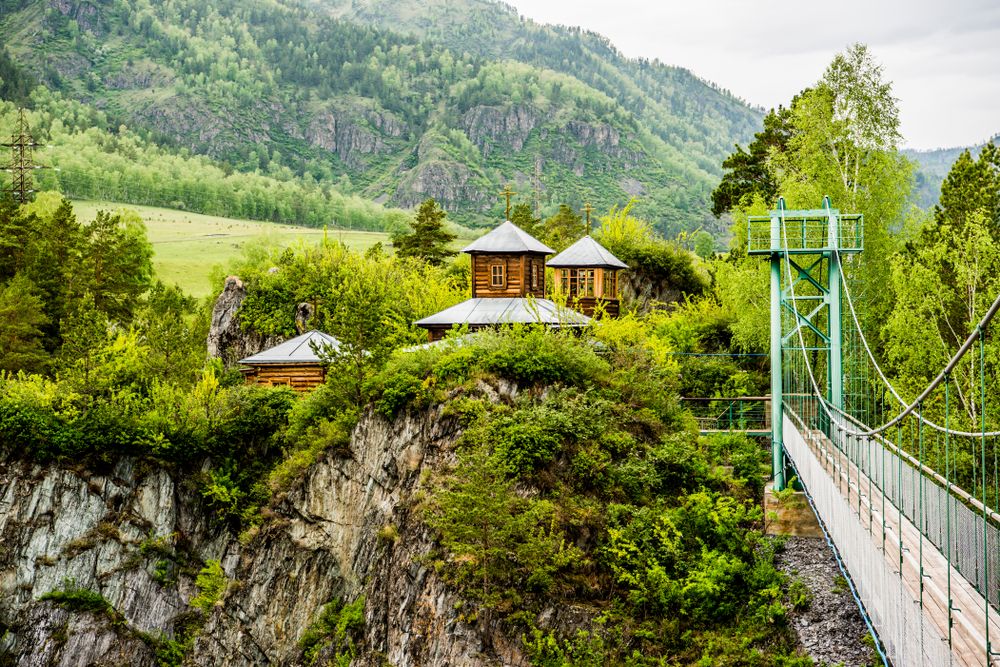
[461,105,540,157]
[207,276,284,367]
[0,385,540,666]
[306,103,407,169]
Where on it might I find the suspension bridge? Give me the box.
[702,198,1000,666]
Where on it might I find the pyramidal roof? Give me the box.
[239,330,340,365]
[461,220,555,255]
[546,235,628,269]
[415,297,590,328]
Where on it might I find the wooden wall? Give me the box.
[553,268,620,317]
[471,253,546,298]
[242,363,325,391]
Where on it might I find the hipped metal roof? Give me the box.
[239,330,340,365]
[461,221,555,255]
[546,235,628,269]
[414,297,590,328]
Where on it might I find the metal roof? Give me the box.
[461,221,555,255]
[415,297,590,328]
[238,330,340,365]
[546,235,628,269]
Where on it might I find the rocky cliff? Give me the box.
[0,390,535,666]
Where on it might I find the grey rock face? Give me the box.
[206,275,283,367]
[0,457,233,666]
[462,105,540,156]
[0,393,533,666]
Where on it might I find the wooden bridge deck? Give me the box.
[786,415,1000,667]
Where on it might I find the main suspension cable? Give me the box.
[778,205,1000,439]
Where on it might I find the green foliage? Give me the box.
[1,0,762,235]
[541,204,585,251]
[392,198,457,266]
[190,560,227,613]
[0,273,49,373]
[40,580,113,614]
[298,596,366,666]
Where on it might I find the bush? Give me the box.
[40,580,113,614]
[190,560,227,612]
[298,596,366,666]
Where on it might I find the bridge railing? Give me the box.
[785,401,1000,615]
[682,397,770,433]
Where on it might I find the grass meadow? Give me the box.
[71,200,390,298]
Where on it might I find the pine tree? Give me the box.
[509,202,542,238]
[392,198,456,266]
[542,204,585,251]
[0,274,49,373]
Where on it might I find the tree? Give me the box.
[722,44,914,346]
[392,198,456,266]
[692,230,716,259]
[134,281,205,385]
[0,274,49,373]
[319,253,412,405]
[79,209,154,321]
[542,204,585,251]
[509,202,542,238]
[933,142,1000,237]
[424,443,578,605]
[885,143,1000,426]
[56,293,108,392]
[711,101,797,217]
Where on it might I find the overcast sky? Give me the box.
[505,0,1000,150]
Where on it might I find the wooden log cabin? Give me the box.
[547,235,628,317]
[415,220,591,341]
[238,330,340,391]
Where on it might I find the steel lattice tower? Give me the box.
[2,109,46,203]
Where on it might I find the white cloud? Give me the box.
[506,0,1000,148]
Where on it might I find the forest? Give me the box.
[0,19,998,665]
[0,0,760,233]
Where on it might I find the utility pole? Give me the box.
[533,154,542,218]
[2,109,48,203]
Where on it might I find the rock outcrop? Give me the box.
[206,276,283,367]
[0,391,535,666]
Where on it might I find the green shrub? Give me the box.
[40,580,112,614]
[298,596,366,666]
[190,560,227,612]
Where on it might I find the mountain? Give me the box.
[905,136,998,208]
[0,0,762,235]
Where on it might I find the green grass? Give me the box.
[71,200,390,298]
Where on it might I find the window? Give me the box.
[559,269,569,293]
[607,270,617,297]
[491,264,505,288]
[579,269,595,297]
[531,263,539,289]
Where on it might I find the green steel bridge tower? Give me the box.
[748,196,863,491]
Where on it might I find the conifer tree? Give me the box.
[509,202,542,238]
[541,204,585,251]
[392,198,456,266]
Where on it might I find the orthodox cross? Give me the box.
[500,184,516,220]
[583,202,594,234]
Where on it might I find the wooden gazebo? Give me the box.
[415,220,590,341]
[547,235,628,317]
[238,330,340,391]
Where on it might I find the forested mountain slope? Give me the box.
[0,0,762,234]
[905,135,999,208]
